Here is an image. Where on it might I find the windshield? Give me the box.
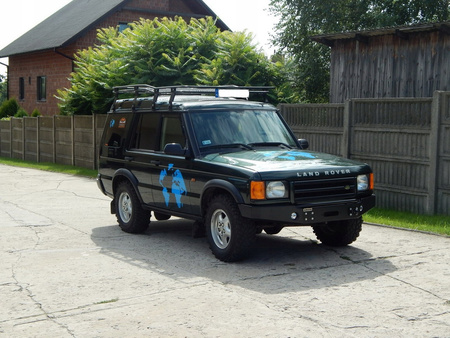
[190,110,297,152]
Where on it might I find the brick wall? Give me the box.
[7,0,205,116]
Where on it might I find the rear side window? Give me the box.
[132,113,160,150]
[103,114,132,148]
[129,113,186,152]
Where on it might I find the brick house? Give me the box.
[0,0,228,115]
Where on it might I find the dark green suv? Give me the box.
[97,85,375,262]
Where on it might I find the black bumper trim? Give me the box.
[239,195,376,225]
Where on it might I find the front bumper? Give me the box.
[239,195,376,225]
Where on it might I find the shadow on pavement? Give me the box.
[91,218,397,294]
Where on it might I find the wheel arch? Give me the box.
[200,179,244,216]
[112,169,143,204]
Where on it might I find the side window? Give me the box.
[37,76,46,101]
[160,116,186,150]
[133,113,160,150]
[101,114,132,155]
[19,77,25,100]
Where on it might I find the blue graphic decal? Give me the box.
[262,151,316,160]
[278,155,296,160]
[110,119,115,128]
[286,151,316,159]
[159,164,187,208]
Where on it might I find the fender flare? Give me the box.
[200,179,245,214]
[112,168,143,203]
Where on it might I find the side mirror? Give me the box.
[298,139,309,150]
[164,143,191,157]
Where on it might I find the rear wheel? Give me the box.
[115,181,150,234]
[312,217,362,246]
[206,194,256,262]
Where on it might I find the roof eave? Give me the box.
[311,21,450,46]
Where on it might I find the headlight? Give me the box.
[266,181,287,199]
[251,181,288,200]
[357,174,371,191]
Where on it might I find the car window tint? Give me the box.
[160,116,186,150]
[134,113,160,150]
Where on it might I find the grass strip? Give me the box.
[0,157,97,178]
[365,208,449,236]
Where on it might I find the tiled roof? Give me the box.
[0,0,228,57]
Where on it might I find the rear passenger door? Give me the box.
[126,112,194,215]
[125,112,160,205]
[150,113,193,214]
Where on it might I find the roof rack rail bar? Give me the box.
[111,84,275,109]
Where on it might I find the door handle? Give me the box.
[124,156,134,161]
[150,160,160,165]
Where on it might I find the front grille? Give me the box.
[292,177,357,204]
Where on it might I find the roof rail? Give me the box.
[112,84,274,111]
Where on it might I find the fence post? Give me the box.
[71,115,75,166]
[36,117,40,163]
[428,91,442,215]
[53,115,56,163]
[21,118,25,160]
[341,100,351,158]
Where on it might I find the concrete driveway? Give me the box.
[0,165,449,337]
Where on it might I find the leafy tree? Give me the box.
[269,0,449,102]
[58,17,293,115]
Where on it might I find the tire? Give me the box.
[154,212,171,221]
[115,181,150,234]
[312,217,362,246]
[205,194,256,262]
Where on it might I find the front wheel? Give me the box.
[206,195,255,262]
[312,217,362,246]
[115,181,150,234]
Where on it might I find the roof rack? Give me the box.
[112,84,274,111]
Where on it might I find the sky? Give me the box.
[0,0,278,75]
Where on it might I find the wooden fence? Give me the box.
[0,92,448,215]
[280,91,449,216]
[0,115,107,170]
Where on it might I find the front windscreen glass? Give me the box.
[190,110,297,152]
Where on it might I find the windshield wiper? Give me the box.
[248,142,293,149]
[201,143,254,152]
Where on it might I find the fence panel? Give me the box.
[11,118,23,160]
[0,120,11,158]
[38,117,55,163]
[349,98,434,214]
[54,116,73,165]
[280,104,344,156]
[24,117,38,162]
[74,116,95,169]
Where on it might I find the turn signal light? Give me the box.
[250,181,265,200]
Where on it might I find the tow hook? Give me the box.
[349,204,363,217]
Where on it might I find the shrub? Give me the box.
[0,98,20,119]
[31,109,41,117]
[14,108,29,118]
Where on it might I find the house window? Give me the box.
[118,22,130,33]
[37,76,46,101]
[19,77,25,100]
